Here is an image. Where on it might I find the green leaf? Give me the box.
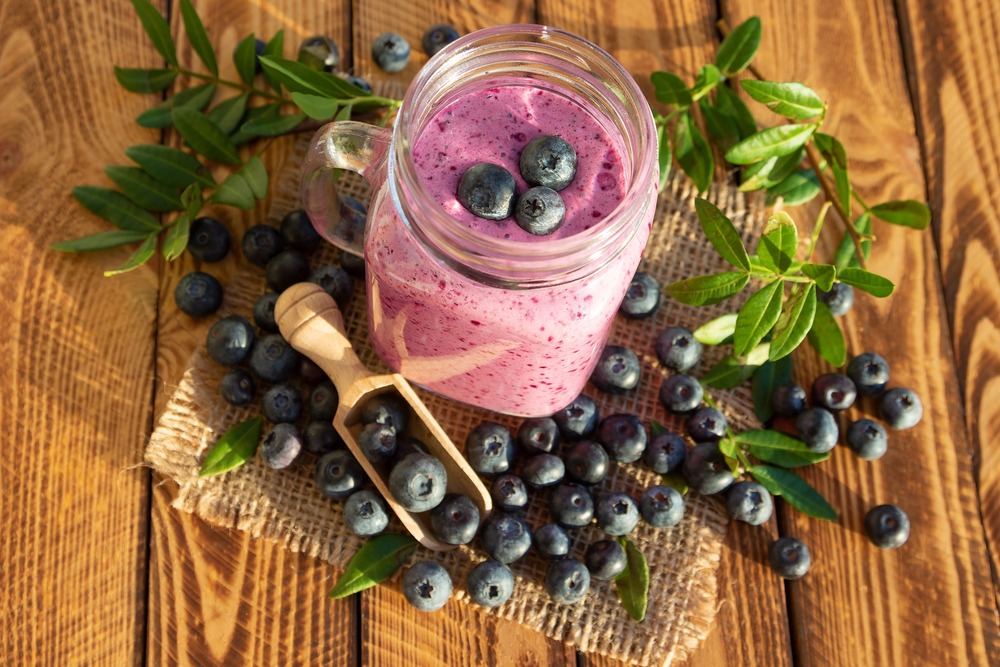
[258,56,360,98]
[615,537,650,622]
[718,437,741,475]
[801,262,836,291]
[239,107,307,137]
[105,166,184,212]
[745,341,771,366]
[72,186,161,232]
[125,144,216,189]
[233,33,258,85]
[674,112,714,194]
[291,92,341,120]
[749,464,838,521]
[242,156,268,199]
[207,93,250,135]
[870,200,931,230]
[766,169,821,206]
[807,301,846,366]
[757,211,798,273]
[715,16,761,76]
[768,283,817,361]
[114,67,177,93]
[171,107,242,165]
[834,212,872,269]
[837,267,895,297]
[651,71,692,106]
[832,163,851,218]
[130,0,178,66]
[700,100,741,152]
[51,229,151,252]
[329,534,419,599]
[210,171,255,209]
[740,81,825,121]
[734,280,783,356]
[181,183,203,218]
[751,356,792,423]
[702,354,757,389]
[103,233,158,276]
[694,198,751,271]
[813,132,847,169]
[738,430,830,468]
[694,313,737,345]
[137,83,217,128]
[715,84,757,140]
[656,121,672,191]
[665,271,750,306]
[334,104,353,122]
[738,147,804,192]
[179,0,217,76]
[262,30,286,92]
[660,471,689,496]
[725,124,817,165]
[162,213,191,261]
[198,416,263,477]
[690,64,722,101]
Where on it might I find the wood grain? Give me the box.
[721,0,1000,664]
[0,0,159,664]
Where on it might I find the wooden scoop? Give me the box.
[274,282,492,551]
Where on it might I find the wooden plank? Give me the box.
[0,0,159,664]
[720,0,1000,664]
[894,0,1000,609]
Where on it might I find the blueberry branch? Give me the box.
[177,66,288,103]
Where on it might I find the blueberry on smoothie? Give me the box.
[457,163,517,221]
[519,135,577,191]
[514,186,566,235]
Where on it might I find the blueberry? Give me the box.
[174,271,223,317]
[372,32,411,73]
[619,272,661,319]
[514,186,566,235]
[685,407,727,442]
[864,504,910,549]
[242,224,284,266]
[465,422,515,475]
[428,493,480,545]
[395,435,431,460]
[682,442,735,495]
[769,537,811,579]
[309,381,339,421]
[490,474,529,513]
[639,485,685,528]
[219,368,255,407]
[297,35,340,72]
[534,523,571,559]
[480,513,532,564]
[795,407,839,453]
[466,560,514,608]
[303,420,341,455]
[590,344,641,394]
[585,539,627,580]
[879,387,923,430]
[316,449,365,499]
[339,249,366,277]
[360,392,410,432]
[253,38,266,73]
[253,292,279,333]
[358,422,398,464]
[548,483,594,527]
[457,163,517,220]
[847,352,890,395]
[281,208,323,252]
[726,481,774,526]
[819,282,854,317]
[553,395,600,438]
[389,453,447,512]
[309,265,353,310]
[659,374,704,413]
[517,417,560,454]
[643,431,686,474]
[206,315,255,366]
[544,558,590,604]
[299,357,326,384]
[422,23,460,56]
[343,489,389,536]
[187,216,230,262]
[248,334,299,382]
[655,326,702,372]
[596,413,647,463]
[771,383,807,417]
[563,439,609,485]
[401,561,451,612]
[266,250,311,292]
[812,373,857,411]
[262,383,303,424]
[846,418,888,460]
[595,492,639,536]
[260,423,303,470]
[521,454,565,488]
[344,74,372,93]
[519,135,577,191]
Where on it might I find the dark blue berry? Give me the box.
[480,513,532,564]
[864,504,910,549]
[422,23,460,56]
[643,431,686,474]
[655,326,702,372]
[281,209,323,252]
[344,74,372,93]
[879,387,923,430]
[619,272,661,319]
[585,539,627,580]
[466,560,514,608]
[595,491,639,536]
[590,344,641,394]
[544,558,589,604]
[388,453,448,512]
[303,420,341,455]
[372,32,411,73]
[316,449,364,499]
[357,422,398,464]
[360,392,410,432]
[309,381,339,421]
[682,442,735,495]
[771,383,807,417]
[846,419,888,460]
[266,249,311,292]
[340,249,366,277]
[297,35,340,72]
[253,292,279,333]
[206,315,255,366]
[519,135,577,191]
[819,282,854,317]
[726,481,774,525]
[795,407,839,453]
[563,439,609,485]
[659,374,704,413]
[685,407,727,442]
[491,474,529,513]
[553,395,600,438]
[428,493,480,545]
[596,413,647,463]
[187,216,230,262]
[640,485,684,528]
[769,537,811,579]
[847,352,890,395]
[219,368,255,407]
[262,383,303,424]
[253,38,266,73]
[534,523,570,559]
[260,423,303,470]
[812,373,857,411]
[249,333,299,382]
[299,357,326,384]
[521,454,565,488]
[309,265,353,310]
[517,417,560,454]
[402,561,451,612]
[465,422,515,475]
[514,186,566,235]
[395,435,431,460]
[343,489,389,536]
[548,483,594,527]
[457,163,517,220]
[242,224,284,266]
[175,271,223,317]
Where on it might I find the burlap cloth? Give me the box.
[145,137,764,666]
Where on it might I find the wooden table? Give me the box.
[2,0,998,664]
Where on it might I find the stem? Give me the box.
[804,201,832,262]
[177,66,287,103]
[852,188,872,212]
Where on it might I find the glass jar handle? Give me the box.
[300,121,392,257]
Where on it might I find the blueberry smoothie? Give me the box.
[364,83,654,416]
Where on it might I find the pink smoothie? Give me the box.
[364,84,653,416]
